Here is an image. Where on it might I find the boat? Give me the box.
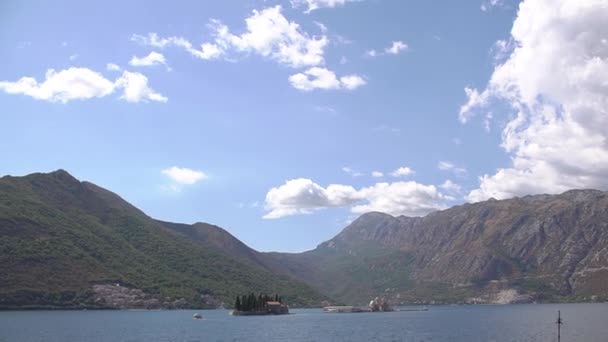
[193,313,203,319]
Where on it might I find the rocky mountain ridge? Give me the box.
[269,190,608,304]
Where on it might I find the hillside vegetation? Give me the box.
[0,170,326,309]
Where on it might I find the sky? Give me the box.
[1,0,607,252]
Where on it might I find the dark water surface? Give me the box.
[1,303,606,341]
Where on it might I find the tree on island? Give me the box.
[234,296,241,311]
[233,293,287,312]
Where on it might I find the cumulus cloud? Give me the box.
[342,167,363,177]
[459,87,490,123]
[461,0,608,202]
[291,0,359,13]
[366,40,408,58]
[106,63,121,71]
[132,7,364,91]
[129,51,168,68]
[162,166,207,185]
[115,71,168,103]
[289,67,365,91]
[0,67,167,103]
[263,178,360,218]
[131,33,222,60]
[440,179,462,193]
[264,178,449,218]
[371,171,384,178]
[438,161,467,176]
[390,166,415,177]
[0,68,114,103]
[481,0,505,11]
[351,182,448,217]
[385,41,408,55]
[133,6,328,69]
[339,74,366,90]
[365,49,378,58]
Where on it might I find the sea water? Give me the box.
[0,303,606,342]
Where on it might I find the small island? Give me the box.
[323,296,394,313]
[232,293,289,316]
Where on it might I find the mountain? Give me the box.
[3,170,608,309]
[266,191,608,305]
[0,170,327,309]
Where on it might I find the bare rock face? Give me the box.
[270,190,608,304]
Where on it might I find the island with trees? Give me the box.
[232,293,289,316]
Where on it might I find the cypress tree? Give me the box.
[248,293,255,311]
[235,296,241,311]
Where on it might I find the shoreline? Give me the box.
[3,301,608,311]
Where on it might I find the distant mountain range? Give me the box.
[1,170,607,309]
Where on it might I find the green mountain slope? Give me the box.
[0,170,327,309]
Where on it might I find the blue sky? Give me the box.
[3,0,606,252]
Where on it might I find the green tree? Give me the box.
[235,296,241,311]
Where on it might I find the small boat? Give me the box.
[193,313,203,319]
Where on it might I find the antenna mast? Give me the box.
[556,310,564,342]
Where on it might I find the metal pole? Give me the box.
[556,310,563,342]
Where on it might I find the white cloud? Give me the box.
[264,178,448,218]
[340,74,366,90]
[313,105,337,114]
[129,51,167,67]
[263,178,360,218]
[162,166,207,185]
[0,68,115,103]
[131,33,223,60]
[132,7,365,92]
[291,0,359,13]
[289,67,365,91]
[390,166,415,177]
[438,161,467,176]
[385,41,408,55]
[0,67,167,104]
[372,171,384,178]
[459,87,490,123]
[440,179,462,193]
[134,6,328,69]
[462,0,608,202]
[365,49,378,58]
[213,6,327,68]
[106,63,121,72]
[314,21,328,33]
[366,41,408,58]
[115,71,168,103]
[481,0,505,11]
[342,167,363,177]
[352,182,447,217]
[483,112,493,132]
[288,67,338,90]
[69,54,79,61]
